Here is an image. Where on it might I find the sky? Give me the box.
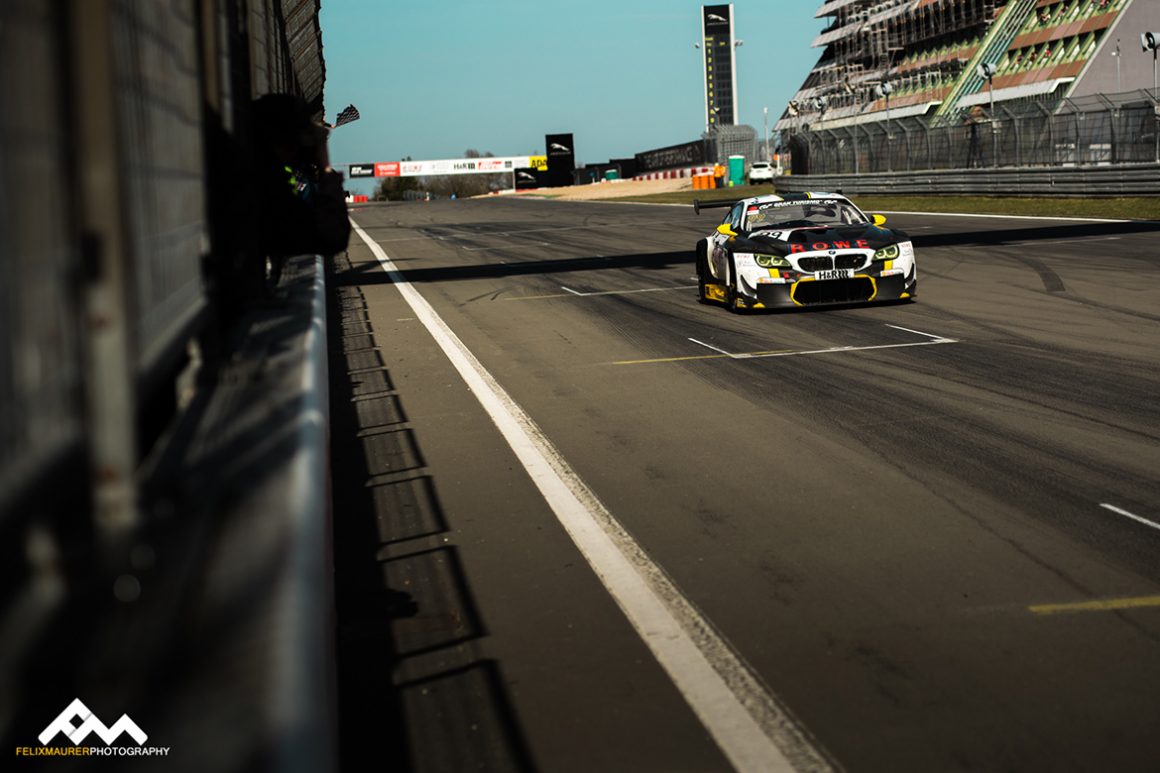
[319,0,827,193]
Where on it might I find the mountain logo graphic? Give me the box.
[39,699,148,746]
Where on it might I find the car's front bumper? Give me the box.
[735,266,915,310]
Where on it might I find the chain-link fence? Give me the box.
[704,124,759,165]
[785,89,1160,175]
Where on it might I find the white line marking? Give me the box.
[884,324,952,342]
[561,286,585,296]
[686,326,958,362]
[1100,503,1160,533]
[1005,236,1121,247]
[878,210,1134,224]
[350,218,829,773]
[688,338,735,357]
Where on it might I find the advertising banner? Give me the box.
[513,168,545,190]
[545,133,575,187]
[702,4,737,128]
[635,140,710,172]
[354,157,541,177]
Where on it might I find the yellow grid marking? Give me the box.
[1029,595,1160,616]
[612,349,794,366]
[613,353,730,365]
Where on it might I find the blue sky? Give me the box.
[319,0,826,190]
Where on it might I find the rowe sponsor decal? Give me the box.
[788,239,870,253]
[14,699,170,758]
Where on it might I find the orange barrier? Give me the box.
[693,174,716,190]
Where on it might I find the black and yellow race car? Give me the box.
[694,192,916,311]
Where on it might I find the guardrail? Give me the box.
[775,163,1160,197]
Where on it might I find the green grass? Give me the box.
[613,185,1160,220]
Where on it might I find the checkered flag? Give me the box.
[334,104,360,128]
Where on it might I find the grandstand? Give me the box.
[778,0,1158,131]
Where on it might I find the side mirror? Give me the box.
[871,214,887,226]
[717,223,737,237]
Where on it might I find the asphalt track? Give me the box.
[329,196,1160,772]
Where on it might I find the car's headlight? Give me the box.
[755,254,790,268]
[873,244,900,261]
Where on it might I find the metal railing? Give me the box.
[786,89,1160,177]
[775,163,1160,198]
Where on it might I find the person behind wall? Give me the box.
[251,94,351,289]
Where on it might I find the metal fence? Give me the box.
[705,123,759,166]
[786,89,1160,176]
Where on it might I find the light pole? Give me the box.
[763,106,770,162]
[1143,32,1160,161]
[977,62,998,166]
[877,82,894,171]
[1143,32,1160,92]
[786,100,799,172]
[1112,38,1121,92]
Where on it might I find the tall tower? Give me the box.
[701,4,738,131]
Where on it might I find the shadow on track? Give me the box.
[911,219,1160,249]
[327,255,536,773]
[344,250,694,285]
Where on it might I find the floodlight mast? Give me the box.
[1144,32,1160,91]
[1143,32,1160,161]
[877,82,894,171]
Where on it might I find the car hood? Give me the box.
[734,224,908,257]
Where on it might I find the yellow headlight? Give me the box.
[873,244,900,261]
[755,254,790,268]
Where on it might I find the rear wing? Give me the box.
[692,198,741,216]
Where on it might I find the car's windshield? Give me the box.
[744,199,867,230]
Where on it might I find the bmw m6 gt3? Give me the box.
[694,193,916,312]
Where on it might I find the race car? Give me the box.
[694,192,916,311]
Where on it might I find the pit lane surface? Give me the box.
[331,197,1160,772]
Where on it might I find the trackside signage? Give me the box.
[352,156,547,177]
[14,699,170,759]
